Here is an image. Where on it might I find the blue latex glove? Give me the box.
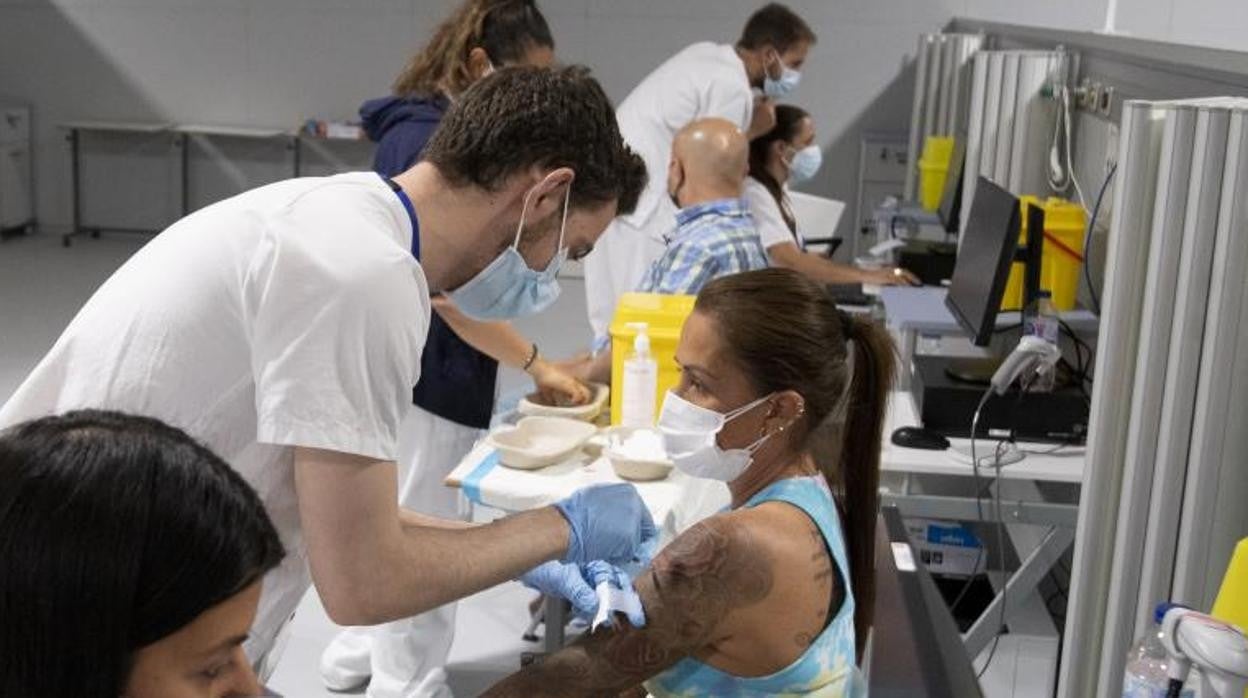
[520,561,599,618]
[583,560,647,628]
[520,561,647,628]
[553,483,657,565]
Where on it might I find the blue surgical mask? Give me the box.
[763,51,802,98]
[449,183,570,321]
[786,144,823,183]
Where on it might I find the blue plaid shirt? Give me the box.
[637,197,768,294]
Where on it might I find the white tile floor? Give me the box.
[0,231,597,698]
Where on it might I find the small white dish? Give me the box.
[487,416,598,470]
[602,426,674,482]
[518,383,609,422]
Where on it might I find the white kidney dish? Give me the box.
[486,416,598,470]
[517,383,609,422]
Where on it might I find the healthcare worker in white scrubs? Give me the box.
[0,65,653,678]
[746,103,920,286]
[582,1,816,341]
[319,2,588,696]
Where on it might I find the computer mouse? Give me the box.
[891,426,951,451]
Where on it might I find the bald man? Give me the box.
[571,118,767,386]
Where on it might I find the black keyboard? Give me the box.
[826,283,873,306]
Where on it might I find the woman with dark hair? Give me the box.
[0,410,285,698]
[747,104,919,286]
[325,2,591,694]
[484,268,896,697]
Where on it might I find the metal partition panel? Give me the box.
[905,33,984,200]
[1058,100,1165,698]
[1060,97,1248,698]
[1174,106,1248,609]
[959,50,1069,233]
[1095,105,1196,698]
[994,53,1020,186]
[1135,107,1229,633]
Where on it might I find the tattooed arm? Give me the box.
[481,513,775,697]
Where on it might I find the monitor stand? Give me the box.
[943,357,1002,385]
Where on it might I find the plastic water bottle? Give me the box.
[1122,604,1195,697]
[1023,290,1060,392]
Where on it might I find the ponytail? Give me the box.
[829,314,896,658]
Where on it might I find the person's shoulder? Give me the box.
[654,510,768,580]
[743,177,774,205]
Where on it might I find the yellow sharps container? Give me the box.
[609,293,696,425]
[1001,196,1087,312]
[918,136,956,211]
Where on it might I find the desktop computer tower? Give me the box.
[911,355,1089,443]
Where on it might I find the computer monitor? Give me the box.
[937,135,967,234]
[945,178,1024,347]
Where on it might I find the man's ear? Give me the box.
[525,166,575,221]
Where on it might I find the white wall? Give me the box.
[13,0,1230,247]
[1112,0,1248,52]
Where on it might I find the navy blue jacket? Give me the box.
[362,94,499,430]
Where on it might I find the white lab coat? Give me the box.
[319,405,482,698]
[0,172,430,676]
[584,42,754,339]
[744,176,806,251]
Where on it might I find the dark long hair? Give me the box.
[694,269,896,657]
[0,410,285,697]
[748,104,810,234]
[393,0,554,98]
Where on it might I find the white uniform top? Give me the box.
[616,42,754,229]
[584,42,754,339]
[744,176,804,251]
[0,172,430,664]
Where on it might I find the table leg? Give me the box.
[179,132,190,216]
[291,135,302,178]
[544,595,566,654]
[63,129,81,247]
[962,525,1076,658]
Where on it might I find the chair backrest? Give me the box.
[788,190,847,240]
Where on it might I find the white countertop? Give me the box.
[882,390,1085,483]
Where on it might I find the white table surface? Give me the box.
[880,286,1100,336]
[882,390,1085,484]
[174,123,293,138]
[445,440,728,546]
[59,120,172,133]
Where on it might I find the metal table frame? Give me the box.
[60,121,173,247]
[58,121,328,247]
[881,387,1084,691]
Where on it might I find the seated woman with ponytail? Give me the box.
[485,268,896,698]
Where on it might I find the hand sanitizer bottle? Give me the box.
[621,322,658,427]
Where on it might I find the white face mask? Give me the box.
[786,144,823,183]
[448,182,569,321]
[763,51,802,98]
[656,390,776,482]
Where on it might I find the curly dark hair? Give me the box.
[423,64,647,215]
[737,3,817,52]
